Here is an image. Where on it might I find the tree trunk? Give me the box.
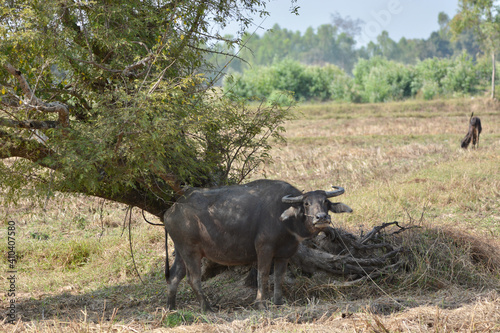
[492,51,496,99]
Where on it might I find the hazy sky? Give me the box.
[222,0,459,46]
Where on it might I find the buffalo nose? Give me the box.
[315,212,330,222]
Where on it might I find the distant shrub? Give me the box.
[223,59,352,102]
[412,57,452,96]
[324,65,354,102]
[441,52,479,95]
[305,66,332,101]
[420,80,440,100]
[352,56,388,88]
[267,90,295,106]
[413,54,479,97]
[305,64,353,102]
[353,57,415,102]
[475,54,499,86]
[223,67,274,100]
[272,59,312,100]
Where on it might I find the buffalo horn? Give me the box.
[325,186,345,198]
[281,194,304,204]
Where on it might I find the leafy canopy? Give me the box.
[0,0,293,215]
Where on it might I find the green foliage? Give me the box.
[328,68,354,102]
[412,57,453,98]
[272,59,312,99]
[420,80,440,100]
[412,53,479,98]
[450,0,500,98]
[225,59,308,101]
[213,10,495,104]
[353,57,416,102]
[267,90,295,106]
[162,311,202,328]
[451,0,500,50]
[228,53,494,103]
[476,53,500,85]
[306,64,351,102]
[441,52,479,95]
[224,59,352,102]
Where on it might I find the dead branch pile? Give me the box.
[202,222,415,285]
[289,222,414,283]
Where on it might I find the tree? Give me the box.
[0,0,292,217]
[438,12,451,32]
[376,31,401,60]
[451,0,500,99]
[330,11,364,39]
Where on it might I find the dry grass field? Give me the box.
[1,97,500,332]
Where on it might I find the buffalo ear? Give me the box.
[280,206,301,222]
[328,202,353,214]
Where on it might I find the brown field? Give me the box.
[1,97,500,332]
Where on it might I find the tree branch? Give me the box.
[0,117,60,129]
[68,54,154,78]
[3,63,70,127]
[0,128,171,217]
[0,130,58,168]
[122,54,155,77]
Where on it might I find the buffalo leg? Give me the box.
[273,258,288,306]
[255,249,273,309]
[179,249,212,312]
[166,251,186,310]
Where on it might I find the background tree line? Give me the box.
[217,11,499,102]
[224,52,495,103]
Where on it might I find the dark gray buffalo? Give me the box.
[163,179,352,311]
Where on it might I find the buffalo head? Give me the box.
[280,186,352,234]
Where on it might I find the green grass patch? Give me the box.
[18,238,103,271]
[162,311,206,328]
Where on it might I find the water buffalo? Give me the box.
[461,112,482,149]
[163,179,353,311]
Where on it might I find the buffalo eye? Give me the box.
[304,202,310,207]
